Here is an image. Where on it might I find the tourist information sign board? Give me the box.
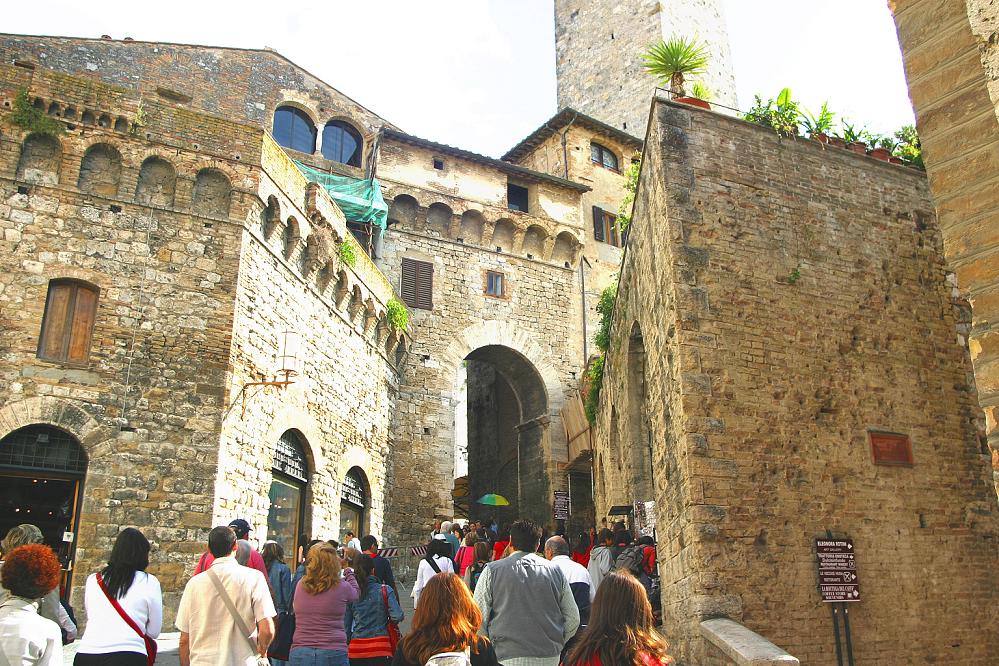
[553,490,570,520]
[816,538,860,602]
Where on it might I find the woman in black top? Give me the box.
[391,572,499,666]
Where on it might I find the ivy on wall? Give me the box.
[585,278,618,424]
[11,89,64,136]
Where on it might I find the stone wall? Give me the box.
[554,0,738,135]
[592,97,999,663]
[890,0,999,495]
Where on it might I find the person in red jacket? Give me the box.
[491,528,510,561]
[570,532,592,568]
[563,571,673,666]
[192,519,269,583]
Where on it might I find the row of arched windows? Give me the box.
[15,133,233,218]
[272,106,363,168]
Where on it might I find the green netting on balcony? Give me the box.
[294,161,388,230]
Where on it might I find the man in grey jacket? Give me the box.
[473,519,580,666]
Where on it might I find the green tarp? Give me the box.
[294,161,388,230]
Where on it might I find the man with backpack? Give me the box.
[473,519,579,666]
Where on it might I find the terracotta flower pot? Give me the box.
[675,96,711,110]
[847,141,867,154]
[829,136,847,148]
[889,156,904,165]
[869,147,891,161]
[812,133,830,144]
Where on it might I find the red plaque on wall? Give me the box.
[869,432,913,466]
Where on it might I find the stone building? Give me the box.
[890,0,999,495]
[555,0,739,134]
[588,94,999,663]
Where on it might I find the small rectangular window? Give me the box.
[433,158,445,170]
[485,271,505,298]
[507,182,529,213]
[592,206,623,247]
[38,280,99,365]
[401,257,433,310]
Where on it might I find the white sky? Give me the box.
[4,0,914,157]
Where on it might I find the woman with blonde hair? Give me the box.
[391,572,499,666]
[290,543,360,666]
[563,571,672,666]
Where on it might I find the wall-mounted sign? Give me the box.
[869,431,913,466]
[816,538,861,602]
[553,490,570,520]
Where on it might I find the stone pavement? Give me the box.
[62,583,416,665]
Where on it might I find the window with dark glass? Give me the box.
[321,121,363,167]
[592,206,624,247]
[339,468,367,538]
[401,257,433,310]
[590,142,619,171]
[273,106,317,154]
[268,431,309,560]
[507,182,529,212]
[485,271,505,297]
[37,280,99,365]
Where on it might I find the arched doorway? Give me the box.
[0,424,87,599]
[626,322,653,502]
[457,345,550,527]
[267,430,310,559]
[339,467,369,540]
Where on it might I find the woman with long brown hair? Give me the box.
[290,542,360,666]
[564,571,672,666]
[390,572,499,666]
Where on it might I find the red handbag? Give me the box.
[96,573,157,665]
[383,584,401,652]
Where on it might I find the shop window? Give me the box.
[485,271,505,298]
[401,257,433,310]
[339,467,369,539]
[273,106,317,154]
[321,121,362,167]
[592,206,624,248]
[268,431,309,559]
[37,280,99,365]
[507,182,529,213]
[590,142,619,172]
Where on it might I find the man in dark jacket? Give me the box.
[361,535,399,602]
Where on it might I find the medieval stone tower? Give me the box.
[554,0,739,134]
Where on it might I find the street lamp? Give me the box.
[241,330,300,417]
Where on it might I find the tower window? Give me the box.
[37,279,99,365]
[507,182,530,213]
[485,271,505,298]
[273,106,317,154]
[590,142,619,171]
[433,158,445,170]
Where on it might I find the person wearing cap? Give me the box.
[192,519,269,583]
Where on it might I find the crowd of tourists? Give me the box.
[0,517,665,666]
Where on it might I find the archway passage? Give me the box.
[0,424,87,598]
[458,345,551,528]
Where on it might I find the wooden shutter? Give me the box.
[37,281,98,364]
[592,206,605,242]
[401,258,433,310]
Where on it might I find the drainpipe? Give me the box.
[580,256,591,364]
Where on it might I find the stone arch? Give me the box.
[98,113,111,129]
[388,194,418,228]
[81,110,96,125]
[492,218,517,252]
[334,269,351,311]
[0,396,114,453]
[78,143,123,197]
[192,168,232,217]
[427,202,453,238]
[625,321,653,500]
[522,225,548,259]
[458,210,485,245]
[113,116,129,133]
[46,101,60,116]
[135,156,176,206]
[283,216,302,260]
[335,450,383,537]
[262,195,282,239]
[16,133,62,185]
[552,230,581,266]
[260,407,327,480]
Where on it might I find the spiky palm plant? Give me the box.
[642,37,710,97]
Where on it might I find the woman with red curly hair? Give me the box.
[0,543,64,665]
[391,572,499,666]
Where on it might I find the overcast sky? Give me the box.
[5,0,914,157]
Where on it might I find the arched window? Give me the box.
[37,280,99,365]
[268,431,309,558]
[339,467,369,538]
[590,142,619,172]
[273,106,317,154]
[321,121,363,167]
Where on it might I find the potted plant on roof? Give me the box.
[687,81,713,110]
[743,88,799,138]
[642,36,711,109]
[867,133,893,162]
[800,101,835,144]
[841,120,868,155]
